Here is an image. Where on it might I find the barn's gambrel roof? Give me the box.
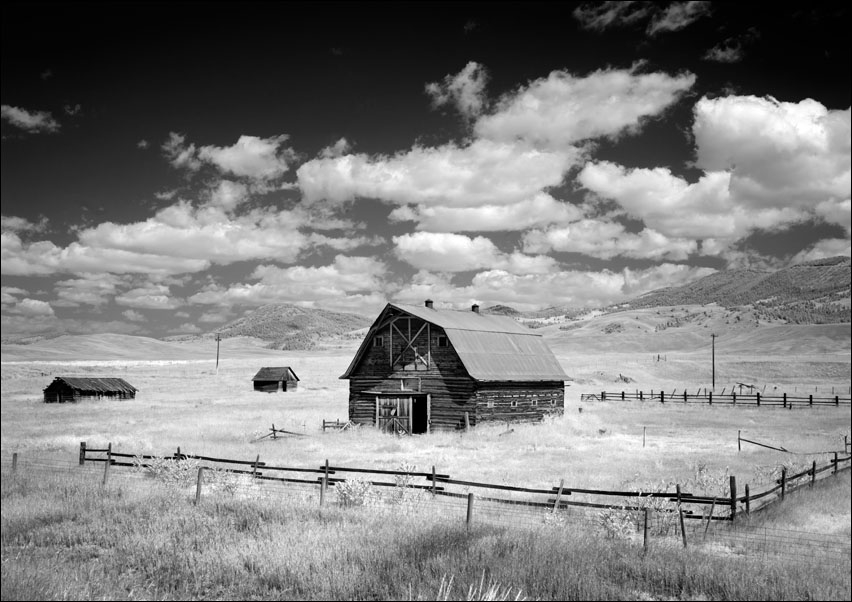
[44,377,137,395]
[341,303,569,382]
[252,367,300,382]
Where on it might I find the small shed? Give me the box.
[43,377,138,403]
[252,367,300,392]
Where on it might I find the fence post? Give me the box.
[252,454,260,477]
[466,493,475,526]
[195,467,205,505]
[783,392,786,406]
[676,484,687,548]
[836,396,839,406]
[12,452,17,473]
[643,508,650,552]
[660,391,664,403]
[729,476,737,521]
[732,392,736,405]
[683,390,687,403]
[601,392,606,401]
[780,467,786,501]
[704,498,716,539]
[757,392,761,407]
[834,452,838,475]
[744,484,750,515]
[320,475,327,506]
[102,442,112,486]
[738,430,741,452]
[809,394,813,406]
[176,446,181,460]
[639,391,643,401]
[709,391,712,405]
[272,423,277,440]
[552,479,564,513]
[811,460,816,487]
[79,441,86,465]
[621,391,625,400]
[431,465,436,496]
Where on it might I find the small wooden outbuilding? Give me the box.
[43,377,137,403]
[252,367,300,392]
[340,300,569,433]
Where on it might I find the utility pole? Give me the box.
[215,333,222,375]
[711,333,716,391]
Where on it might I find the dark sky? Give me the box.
[2,1,850,339]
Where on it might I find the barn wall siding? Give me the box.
[474,381,565,424]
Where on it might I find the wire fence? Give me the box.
[3,452,850,576]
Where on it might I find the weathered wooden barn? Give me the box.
[340,301,568,433]
[252,367,300,392]
[43,377,137,403]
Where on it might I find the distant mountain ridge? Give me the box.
[215,304,371,350]
[624,256,850,323]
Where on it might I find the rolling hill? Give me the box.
[624,256,850,324]
[214,304,371,350]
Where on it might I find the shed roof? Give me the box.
[341,303,569,382]
[45,377,137,394]
[252,367,299,382]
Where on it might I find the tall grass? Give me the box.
[2,467,849,601]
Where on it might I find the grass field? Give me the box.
[2,317,850,600]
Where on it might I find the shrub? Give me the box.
[336,477,377,507]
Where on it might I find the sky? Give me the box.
[2,1,850,340]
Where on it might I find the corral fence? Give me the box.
[589,390,851,407]
[3,447,850,570]
[73,442,851,535]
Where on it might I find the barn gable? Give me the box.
[341,301,568,432]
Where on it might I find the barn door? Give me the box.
[375,395,412,434]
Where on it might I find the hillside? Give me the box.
[215,304,371,350]
[624,256,850,324]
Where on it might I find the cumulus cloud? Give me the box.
[298,139,575,207]
[693,96,851,209]
[393,232,556,274]
[425,61,489,120]
[1,215,48,234]
[15,298,56,316]
[523,220,698,261]
[790,238,851,265]
[474,65,696,150]
[115,284,183,310]
[53,273,125,307]
[1,105,60,133]
[388,193,584,232]
[188,255,388,314]
[122,309,147,322]
[162,132,298,181]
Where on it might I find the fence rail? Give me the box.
[75,441,851,527]
[596,390,851,407]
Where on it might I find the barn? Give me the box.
[252,367,300,392]
[340,300,568,433]
[43,377,137,403]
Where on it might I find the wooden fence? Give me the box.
[78,441,851,530]
[594,390,851,407]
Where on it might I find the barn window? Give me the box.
[437,335,448,347]
[486,399,494,408]
[532,399,538,406]
[510,400,518,408]
[550,399,556,406]
[374,336,384,347]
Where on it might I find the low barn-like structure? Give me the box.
[340,301,569,433]
[43,377,137,403]
[252,367,300,392]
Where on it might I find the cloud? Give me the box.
[1,215,48,234]
[573,2,653,31]
[573,1,711,36]
[523,220,698,260]
[394,263,716,311]
[298,139,575,207]
[188,255,388,314]
[474,65,696,150]
[206,180,250,212]
[137,139,150,149]
[122,309,147,322]
[319,138,352,158]
[647,2,712,36]
[393,232,556,274]
[174,323,203,334]
[388,193,584,232]
[115,284,183,310]
[702,29,761,65]
[163,132,297,181]
[693,96,851,209]
[425,61,489,120]
[790,238,851,265]
[53,273,125,307]
[15,298,56,317]
[63,104,81,116]
[1,105,60,133]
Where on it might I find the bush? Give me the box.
[336,477,377,507]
